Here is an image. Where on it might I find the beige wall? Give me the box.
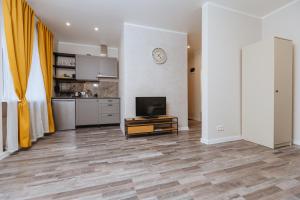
[188,49,201,121]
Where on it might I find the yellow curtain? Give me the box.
[37,21,55,133]
[2,0,35,148]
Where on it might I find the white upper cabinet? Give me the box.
[76,55,99,81]
[99,57,118,78]
[76,55,118,80]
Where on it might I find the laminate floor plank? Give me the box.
[1,121,300,199]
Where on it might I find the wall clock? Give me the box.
[152,48,167,64]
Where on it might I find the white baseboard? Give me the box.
[293,138,300,145]
[179,127,189,131]
[0,151,9,160]
[201,135,242,145]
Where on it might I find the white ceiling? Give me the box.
[203,0,294,17]
[27,0,295,50]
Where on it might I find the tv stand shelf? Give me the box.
[125,116,178,139]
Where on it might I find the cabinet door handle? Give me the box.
[108,104,112,106]
[275,90,279,93]
[108,114,113,117]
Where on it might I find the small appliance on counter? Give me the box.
[80,92,88,98]
[74,92,81,97]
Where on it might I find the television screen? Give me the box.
[136,97,166,117]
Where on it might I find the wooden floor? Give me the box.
[1,121,300,200]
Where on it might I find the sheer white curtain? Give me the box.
[1,11,19,153]
[1,14,49,152]
[27,23,49,141]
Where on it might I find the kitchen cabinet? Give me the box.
[242,37,293,149]
[76,99,99,126]
[99,57,118,78]
[76,55,99,81]
[99,99,120,124]
[76,55,118,80]
[101,103,119,114]
[76,98,120,126]
[101,113,120,124]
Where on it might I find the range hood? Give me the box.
[97,74,117,79]
[97,44,118,79]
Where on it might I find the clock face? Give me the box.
[152,48,167,64]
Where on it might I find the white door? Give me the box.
[274,38,293,146]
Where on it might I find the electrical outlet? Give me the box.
[216,125,224,132]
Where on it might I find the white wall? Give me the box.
[201,3,262,144]
[56,41,119,58]
[263,0,300,144]
[120,23,188,130]
[188,49,201,121]
[119,25,126,131]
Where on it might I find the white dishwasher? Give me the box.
[52,99,76,131]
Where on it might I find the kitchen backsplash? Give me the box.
[55,81,118,98]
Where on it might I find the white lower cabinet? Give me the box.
[76,99,99,126]
[101,113,120,124]
[99,99,120,124]
[76,98,120,126]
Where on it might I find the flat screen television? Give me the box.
[136,97,166,117]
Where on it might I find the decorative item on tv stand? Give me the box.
[124,97,178,139]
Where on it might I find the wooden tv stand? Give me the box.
[124,116,178,139]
